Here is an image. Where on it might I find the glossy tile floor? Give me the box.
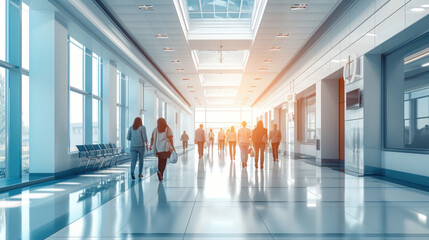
[2,147,429,239]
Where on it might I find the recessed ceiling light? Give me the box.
[250,86,256,88]
[291,3,308,11]
[190,90,196,92]
[186,86,193,88]
[171,60,181,63]
[366,33,376,37]
[182,78,190,80]
[276,33,290,37]
[259,68,268,71]
[422,62,429,67]
[264,60,273,64]
[155,33,168,38]
[163,47,175,51]
[248,90,254,92]
[422,5,429,8]
[411,7,425,12]
[269,46,281,51]
[138,5,154,11]
[176,68,184,71]
[254,78,262,80]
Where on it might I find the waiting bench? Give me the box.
[75,143,131,174]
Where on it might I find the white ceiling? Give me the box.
[104,0,341,107]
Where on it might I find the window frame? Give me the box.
[68,37,103,152]
[382,32,429,154]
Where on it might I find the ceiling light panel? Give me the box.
[138,5,154,11]
[291,3,308,11]
[276,33,290,37]
[163,47,175,51]
[155,33,168,38]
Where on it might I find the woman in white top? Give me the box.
[150,118,175,181]
[228,126,237,160]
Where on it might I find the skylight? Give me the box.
[186,0,255,20]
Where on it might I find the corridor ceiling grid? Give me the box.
[104,0,341,107]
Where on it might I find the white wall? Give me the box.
[254,0,429,177]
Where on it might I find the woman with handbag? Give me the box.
[127,117,148,180]
[150,118,175,181]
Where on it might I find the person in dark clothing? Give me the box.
[252,120,268,169]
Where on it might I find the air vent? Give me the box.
[186,86,193,88]
[259,68,268,71]
[264,60,272,64]
[182,78,190,80]
[163,47,175,51]
[171,60,181,63]
[276,33,290,37]
[269,46,281,51]
[291,3,308,10]
[176,68,184,71]
[254,77,262,80]
[138,5,154,11]
[155,33,168,38]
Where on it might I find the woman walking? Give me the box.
[252,120,268,169]
[127,117,148,180]
[237,121,252,168]
[150,118,175,181]
[228,126,237,160]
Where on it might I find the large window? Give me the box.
[22,74,29,175]
[305,94,316,143]
[69,37,103,151]
[298,93,316,143]
[385,34,429,150]
[116,71,128,148]
[0,67,6,178]
[0,0,5,61]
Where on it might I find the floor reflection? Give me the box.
[3,145,429,239]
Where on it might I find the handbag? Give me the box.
[168,151,178,164]
[249,147,255,157]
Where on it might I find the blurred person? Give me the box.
[269,124,282,162]
[180,131,189,151]
[208,129,215,151]
[127,117,148,180]
[150,118,175,181]
[218,128,225,151]
[195,124,206,158]
[252,120,268,169]
[237,121,252,167]
[228,126,237,160]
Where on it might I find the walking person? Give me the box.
[228,126,237,160]
[225,129,230,152]
[252,120,268,169]
[218,128,225,151]
[181,131,189,151]
[195,124,206,158]
[208,129,215,151]
[127,117,148,180]
[150,118,175,181]
[237,121,252,167]
[270,124,282,162]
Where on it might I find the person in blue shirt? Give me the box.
[127,117,148,180]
